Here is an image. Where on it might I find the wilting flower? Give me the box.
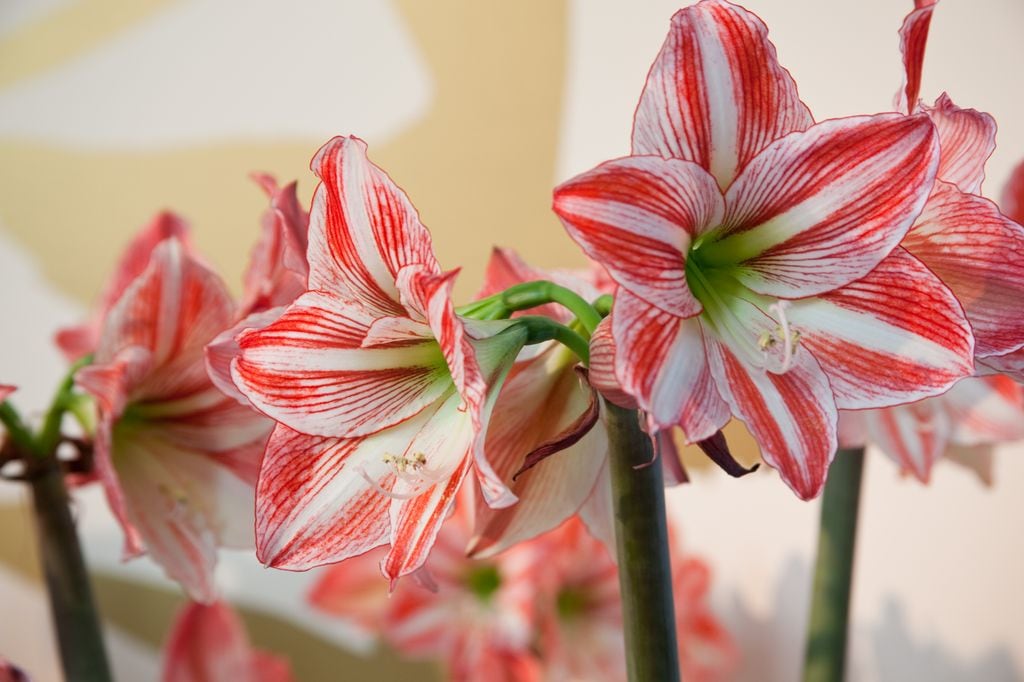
[161,601,294,682]
[840,375,1024,484]
[76,236,271,601]
[527,518,736,682]
[55,212,191,362]
[553,0,973,499]
[310,499,539,682]
[229,136,527,580]
[892,0,1024,367]
[468,248,614,557]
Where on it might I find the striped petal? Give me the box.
[787,248,974,409]
[553,156,723,319]
[241,175,309,315]
[57,212,192,362]
[902,182,1024,358]
[469,344,607,558]
[706,336,837,500]
[631,0,813,188]
[255,426,392,570]
[588,317,638,410]
[611,289,730,439]
[92,238,237,404]
[706,114,939,298]
[864,401,948,483]
[896,0,938,113]
[307,136,439,318]
[1001,160,1024,225]
[205,307,285,405]
[925,94,997,194]
[979,349,1024,384]
[232,291,451,438]
[944,376,1024,445]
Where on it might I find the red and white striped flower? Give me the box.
[840,375,1024,484]
[553,0,973,499]
[162,601,294,682]
[468,248,615,558]
[229,136,527,580]
[76,237,271,602]
[893,0,1024,366]
[309,500,540,682]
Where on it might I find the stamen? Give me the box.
[761,301,801,374]
[357,463,421,501]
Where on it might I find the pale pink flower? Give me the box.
[161,601,294,682]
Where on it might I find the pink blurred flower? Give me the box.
[76,237,271,602]
[161,601,294,682]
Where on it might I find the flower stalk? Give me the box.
[803,447,866,682]
[605,402,680,681]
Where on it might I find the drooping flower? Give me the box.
[76,237,272,602]
[55,212,191,362]
[553,0,973,499]
[161,601,294,682]
[229,136,527,580]
[528,518,737,682]
[891,0,1024,365]
[467,248,615,557]
[840,375,1024,484]
[310,498,540,682]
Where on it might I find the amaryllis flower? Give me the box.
[161,601,294,682]
[310,499,539,682]
[553,0,973,499]
[55,211,191,362]
[891,0,1024,366]
[528,518,736,682]
[840,375,1024,484]
[229,136,527,580]
[76,237,271,601]
[206,175,310,404]
[468,248,615,558]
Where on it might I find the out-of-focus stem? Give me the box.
[605,402,680,681]
[803,447,866,682]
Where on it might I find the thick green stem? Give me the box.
[515,315,590,365]
[803,447,865,682]
[29,461,113,682]
[605,402,680,682]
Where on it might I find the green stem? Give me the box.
[605,402,680,681]
[30,461,113,681]
[0,400,36,455]
[803,447,865,682]
[459,280,604,336]
[516,316,590,365]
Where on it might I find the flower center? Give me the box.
[464,564,502,602]
[358,451,448,501]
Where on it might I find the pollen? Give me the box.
[383,452,428,474]
[761,301,802,374]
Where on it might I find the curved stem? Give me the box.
[803,447,865,682]
[605,402,680,681]
[516,316,590,365]
[0,400,36,455]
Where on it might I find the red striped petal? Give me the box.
[631,0,812,188]
[588,317,638,409]
[712,114,939,298]
[924,94,997,194]
[232,291,452,438]
[903,182,1024,358]
[469,345,607,558]
[896,0,938,113]
[945,376,1024,445]
[706,336,837,500]
[1001,159,1024,226]
[307,136,440,318]
[553,156,722,319]
[787,248,974,409]
[611,290,730,439]
[91,238,237,404]
[205,307,285,405]
[255,425,391,570]
[865,402,947,483]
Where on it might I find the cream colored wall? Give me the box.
[1,1,1022,680]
